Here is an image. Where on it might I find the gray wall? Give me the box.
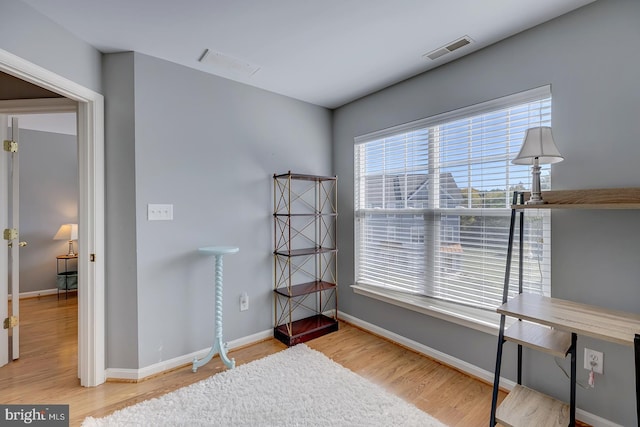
[103,52,332,368]
[332,0,640,425]
[103,52,139,369]
[19,127,78,294]
[0,1,102,94]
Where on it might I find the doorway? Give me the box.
[13,113,78,302]
[8,112,79,365]
[0,48,105,386]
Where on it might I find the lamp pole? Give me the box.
[527,156,545,205]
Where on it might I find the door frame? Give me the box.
[0,48,105,386]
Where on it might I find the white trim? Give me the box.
[0,52,98,101]
[354,85,551,144]
[106,329,273,381]
[338,311,622,427]
[8,288,59,300]
[341,311,500,383]
[0,48,105,387]
[77,89,106,387]
[352,284,505,336]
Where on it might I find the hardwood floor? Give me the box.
[2,294,584,426]
[308,323,514,426]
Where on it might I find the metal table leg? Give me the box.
[635,333,639,425]
[570,333,577,426]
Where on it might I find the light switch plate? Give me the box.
[148,204,173,221]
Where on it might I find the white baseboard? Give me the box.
[338,312,622,427]
[105,328,273,382]
[8,288,59,300]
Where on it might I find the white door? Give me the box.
[0,114,8,367]
[0,116,22,364]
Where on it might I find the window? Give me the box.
[354,87,552,313]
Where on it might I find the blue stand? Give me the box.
[192,246,239,372]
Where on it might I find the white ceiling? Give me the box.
[21,0,596,109]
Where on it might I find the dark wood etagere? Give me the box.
[273,172,338,346]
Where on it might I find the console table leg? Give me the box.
[192,246,238,372]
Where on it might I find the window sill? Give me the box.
[351,284,511,336]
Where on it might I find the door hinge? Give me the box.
[90,253,96,262]
[3,139,18,153]
[3,316,18,329]
[3,228,18,241]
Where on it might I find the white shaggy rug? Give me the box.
[83,344,446,426]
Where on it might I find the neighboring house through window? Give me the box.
[354,86,552,317]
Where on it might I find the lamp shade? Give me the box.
[53,223,78,241]
[512,126,564,165]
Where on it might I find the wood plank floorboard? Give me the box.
[1,295,590,426]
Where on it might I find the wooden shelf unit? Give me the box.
[496,384,570,427]
[274,280,337,298]
[499,294,640,347]
[273,314,339,346]
[514,188,640,209]
[502,321,572,358]
[490,188,640,427]
[273,172,338,346]
[274,247,337,257]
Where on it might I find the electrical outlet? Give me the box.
[240,292,249,311]
[584,348,603,374]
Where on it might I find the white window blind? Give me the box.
[354,87,552,311]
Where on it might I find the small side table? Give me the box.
[56,254,78,299]
[192,246,239,372]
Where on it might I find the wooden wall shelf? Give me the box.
[516,188,640,209]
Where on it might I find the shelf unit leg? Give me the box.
[570,333,577,426]
[635,333,639,424]
[517,202,524,387]
[517,344,522,385]
[490,192,519,426]
[490,315,506,426]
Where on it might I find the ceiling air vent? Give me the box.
[198,49,261,77]
[423,35,473,61]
